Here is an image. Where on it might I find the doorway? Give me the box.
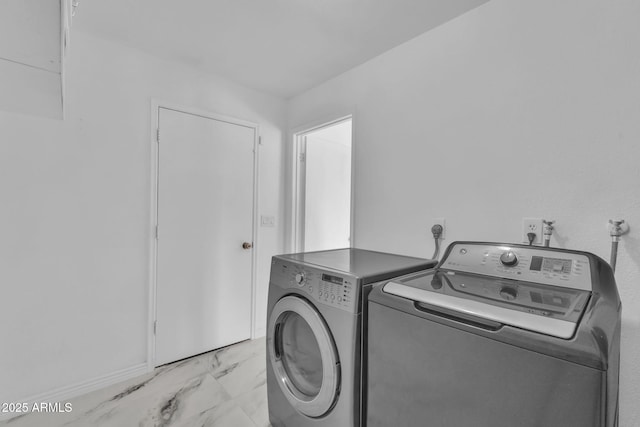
[151,104,258,366]
[294,117,353,252]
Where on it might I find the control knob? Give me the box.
[294,273,306,286]
[499,286,518,301]
[499,250,518,266]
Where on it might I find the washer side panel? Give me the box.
[366,301,603,427]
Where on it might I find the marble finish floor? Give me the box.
[1,338,270,427]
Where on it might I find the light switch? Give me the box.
[261,215,275,227]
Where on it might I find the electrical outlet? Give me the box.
[432,218,446,240]
[522,218,543,244]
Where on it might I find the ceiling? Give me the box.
[74,0,489,99]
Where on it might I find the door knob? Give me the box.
[242,242,253,249]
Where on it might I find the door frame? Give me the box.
[289,114,355,253]
[147,99,260,370]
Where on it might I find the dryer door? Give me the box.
[267,295,340,418]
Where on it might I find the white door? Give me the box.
[155,107,255,366]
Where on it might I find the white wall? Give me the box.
[0,0,64,119]
[0,30,285,407]
[304,120,352,251]
[288,0,640,424]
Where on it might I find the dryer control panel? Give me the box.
[270,259,358,314]
[440,243,593,291]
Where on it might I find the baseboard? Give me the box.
[0,362,149,422]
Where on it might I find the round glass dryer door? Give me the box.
[267,295,340,418]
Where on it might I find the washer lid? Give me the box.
[383,270,591,339]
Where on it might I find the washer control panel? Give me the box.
[440,243,593,291]
[270,259,358,313]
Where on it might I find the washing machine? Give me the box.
[367,241,621,427]
[267,248,436,427]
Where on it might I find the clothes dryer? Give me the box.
[267,248,436,427]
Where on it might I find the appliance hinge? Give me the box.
[156,128,160,143]
[259,136,262,145]
[155,225,159,240]
[153,320,157,335]
[299,152,306,162]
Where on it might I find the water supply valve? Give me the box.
[608,220,629,241]
[542,220,555,247]
[608,219,629,272]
